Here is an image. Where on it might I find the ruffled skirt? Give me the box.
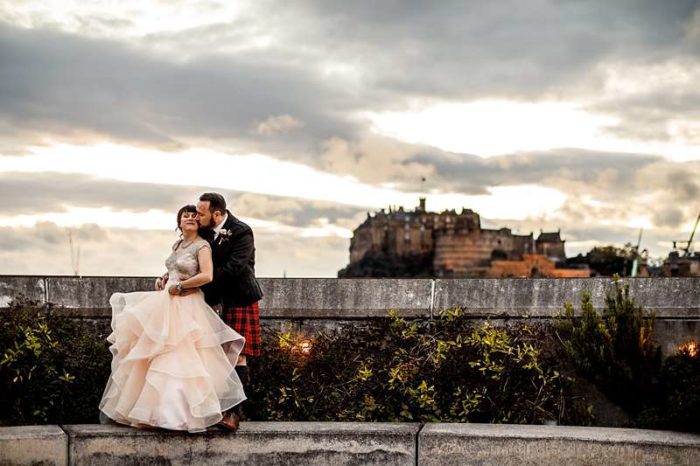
[99,289,246,433]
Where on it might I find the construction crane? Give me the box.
[631,228,643,277]
[665,210,700,277]
[68,231,80,276]
[672,211,700,256]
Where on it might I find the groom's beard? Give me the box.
[197,220,213,236]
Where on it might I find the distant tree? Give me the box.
[567,243,639,277]
[338,251,434,278]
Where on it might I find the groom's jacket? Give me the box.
[201,210,263,307]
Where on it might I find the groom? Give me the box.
[196,192,263,431]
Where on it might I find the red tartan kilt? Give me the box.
[222,302,261,356]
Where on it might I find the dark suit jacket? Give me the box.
[201,211,263,307]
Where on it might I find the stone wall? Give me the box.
[0,276,698,357]
[2,423,699,465]
[418,424,700,466]
[433,229,519,277]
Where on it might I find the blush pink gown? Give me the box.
[99,239,246,432]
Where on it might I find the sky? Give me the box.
[0,0,699,277]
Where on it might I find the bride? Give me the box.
[99,205,246,432]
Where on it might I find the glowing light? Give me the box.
[278,332,314,356]
[296,339,313,355]
[678,340,698,358]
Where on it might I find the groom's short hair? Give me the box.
[199,192,227,215]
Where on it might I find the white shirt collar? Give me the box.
[213,213,229,237]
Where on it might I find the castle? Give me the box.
[339,198,578,278]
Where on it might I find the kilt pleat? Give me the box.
[222,301,261,356]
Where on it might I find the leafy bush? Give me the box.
[8,282,695,431]
[637,344,700,432]
[248,309,592,425]
[0,298,111,425]
[555,277,662,418]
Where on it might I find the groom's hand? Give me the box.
[155,273,169,290]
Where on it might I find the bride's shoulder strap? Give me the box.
[196,238,211,251]
[172,239,183,251]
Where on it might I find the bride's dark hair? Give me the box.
[176,205,198,232]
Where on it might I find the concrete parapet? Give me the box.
[0,276,46,307]
[0,276,698,357]
[259,278,432,318]
[63,422,419,466]
[10,277,433,319]
[0,425,68,465]
[418,423,700,466]
[433,278,700,318]
[46,277,153,316]
[1,276,699,319]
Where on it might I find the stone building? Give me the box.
[487,254,590,278]
[340,198,570,278]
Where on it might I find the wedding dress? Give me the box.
[99,238,246,432]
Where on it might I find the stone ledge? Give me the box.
[2,423,699,465]
[419,424,700,466]
[0,425,68,466]
[64,422,420,466]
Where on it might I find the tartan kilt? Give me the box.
[222,301,261,356]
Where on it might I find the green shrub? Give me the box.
[637,345,700,432]
[0,297,111,425]
[555,276,662,417]
[6,284,692,432]
[248,309,592,425]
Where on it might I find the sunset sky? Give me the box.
[1,0,699,277]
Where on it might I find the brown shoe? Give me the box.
[216,411,240,431]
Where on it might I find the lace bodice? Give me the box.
[164,238,210,285]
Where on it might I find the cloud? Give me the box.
[256,114,304,136]
[0,172,188,215]
[3,0,698,159]
[0,221,349,277]
[279,0,699,102]
[0,21,359,157]
[1,1,699,274]
[653,208,685,229]
[318,135,434,186]
[589,59,700,146]
[405,148,660,195]
[0,171,366,231]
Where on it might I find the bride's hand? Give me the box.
[167,284,198,296]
